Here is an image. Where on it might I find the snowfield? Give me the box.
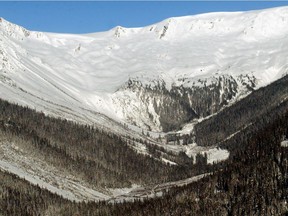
[1,6,288,133]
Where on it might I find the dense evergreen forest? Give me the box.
[0,75,287,215]
[0,97,215,189]
[0,99,287,215]
[195,74,288,146]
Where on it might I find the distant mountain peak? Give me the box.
[0,18,30,39]
[113,26,126,38]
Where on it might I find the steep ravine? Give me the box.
[113,74,256,132]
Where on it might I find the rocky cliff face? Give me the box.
[113,74,256,132]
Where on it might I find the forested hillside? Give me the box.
[0,98,287,215]
[0,97,216,192]
[0,76,287,216]
[102,109,288,215]
[195,74,288,147]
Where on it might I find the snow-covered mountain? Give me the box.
[1,6,288,132]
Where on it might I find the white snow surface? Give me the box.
[108,173,209,203]
[161,157,178,165]
[1,7,288,133]
[0,140,110,202]
[281,140,288,147]
[185,143,229,164]
[0,139,209,202]
[205,148,230,164]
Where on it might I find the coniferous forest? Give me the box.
[0,75,287,215]
[0,98,214,189]
[0,100,287,215]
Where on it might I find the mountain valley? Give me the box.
[0,6,288,215]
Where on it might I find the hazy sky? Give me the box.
[1,1,288,33]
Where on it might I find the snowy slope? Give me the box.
[1,6,288,133]
[0,138,210,202]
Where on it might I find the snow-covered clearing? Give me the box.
[161,157,177,165]
[281,140,288,147]
[205,148,230,164]
[184,143,229,164]
[0,140,110,202]
[108,173,209,203]
[0,140,208,202]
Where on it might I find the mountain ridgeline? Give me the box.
[1,6,288,133]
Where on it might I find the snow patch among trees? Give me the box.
[281,140,288,147]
